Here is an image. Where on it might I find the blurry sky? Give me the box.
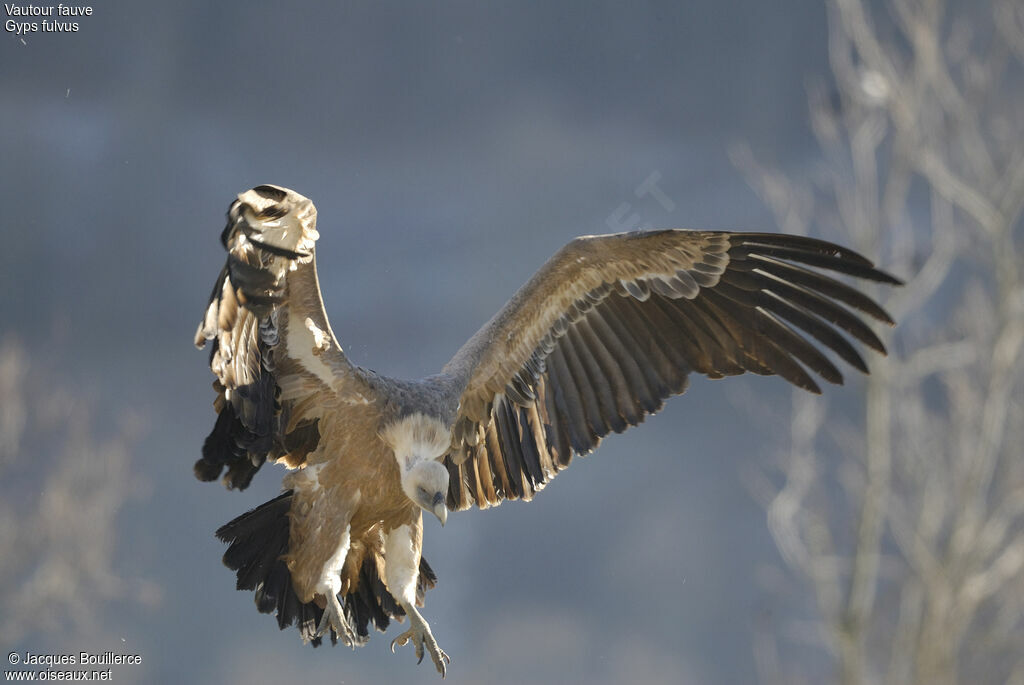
[1,2,849,683]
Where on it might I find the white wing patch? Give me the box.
[305,317,331,352]
[286,310,337,389]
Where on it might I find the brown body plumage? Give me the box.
[195,184,900,676]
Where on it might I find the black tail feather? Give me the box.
[195,373,275,490]
[215,490,437,648]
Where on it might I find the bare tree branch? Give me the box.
[0,338,158,645]
[740,0,1024,682]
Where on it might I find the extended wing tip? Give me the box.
[870,268,904,287]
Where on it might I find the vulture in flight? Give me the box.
[195,184,900,676]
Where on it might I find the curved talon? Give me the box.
[390,631,410,653]
[390,624,449,677]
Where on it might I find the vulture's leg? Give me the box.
[384,521,449,676]
[390,603,450,677]
[315,590,356,648]
[311,523,356,647]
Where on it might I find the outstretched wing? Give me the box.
[442,230,900,510]
[194,185,374,489]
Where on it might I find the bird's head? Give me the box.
[401,459,449,527]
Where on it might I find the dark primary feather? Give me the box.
[445,230,901,511]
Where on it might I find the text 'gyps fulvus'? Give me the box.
[194,184,900,676]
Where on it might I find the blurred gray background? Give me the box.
[0,2,897,683]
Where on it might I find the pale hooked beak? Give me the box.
[431,492,448,527]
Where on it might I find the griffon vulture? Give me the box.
[194,184,900,676]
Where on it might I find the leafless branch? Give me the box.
[0,338,158,645]
[741,0,1024,682]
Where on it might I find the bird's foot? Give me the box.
[390,606,450,677]
[315,590,356,648]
